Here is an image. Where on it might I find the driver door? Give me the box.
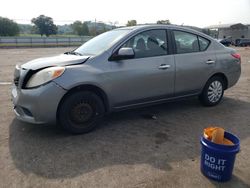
[108,29,175,108]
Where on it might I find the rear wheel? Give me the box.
[58,91,105,134]
[199,76,225,106]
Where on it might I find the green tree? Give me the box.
[0,17,19,36]
[71,21,89,36]
[71,21,83,35]
[57,24,73,35]
[156,20,171,25]
[126,20,137,26]
[89,27,96,36]
[82,22,90,35]
[31,15,57,37]
[18,24,33,34]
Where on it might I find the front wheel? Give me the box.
[58,91,105,134]
[199,76,225,106]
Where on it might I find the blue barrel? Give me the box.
[200,131,240,182]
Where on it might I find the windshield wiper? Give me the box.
[64,51,82,56]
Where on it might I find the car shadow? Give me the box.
[9,97,250,179]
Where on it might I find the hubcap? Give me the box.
[70,102,94,124]
[207,81,223,103]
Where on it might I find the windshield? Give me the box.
[74,29,131,56]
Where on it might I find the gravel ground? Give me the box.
[0,47,249,188]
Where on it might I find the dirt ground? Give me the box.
[0,47,250,188]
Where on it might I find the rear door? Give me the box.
[172,30,216,96]
[108,29,175,108]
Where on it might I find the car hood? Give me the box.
[21,54,90,70]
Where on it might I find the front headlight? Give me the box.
[26,66,65,88]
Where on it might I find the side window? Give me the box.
[173,31,199,54]
[198,36,210,51]
[123,30,168,58]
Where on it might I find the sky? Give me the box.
[1,0,250,27]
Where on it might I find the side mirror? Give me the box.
[109,47,135,61]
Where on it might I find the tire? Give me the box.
[199,76,225,106]
[58,91,105,134]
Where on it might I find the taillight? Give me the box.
[231,53,241,64]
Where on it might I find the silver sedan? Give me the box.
[12,25,241,133]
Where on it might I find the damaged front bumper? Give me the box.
[11,81,67,125]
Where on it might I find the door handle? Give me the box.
[206,60,215,64]
[159,64,171,69]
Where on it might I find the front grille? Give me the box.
[13,65,21,87]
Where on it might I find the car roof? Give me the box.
[117,24,194,32]
[116,24,214,40]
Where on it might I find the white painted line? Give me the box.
[0,82,12,85]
